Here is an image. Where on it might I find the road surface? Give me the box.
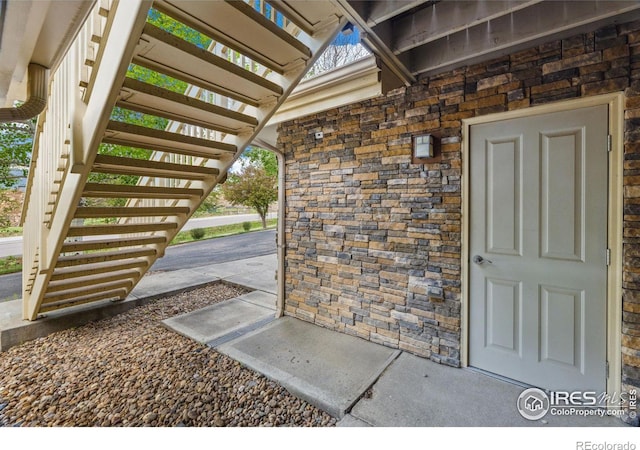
[0,229,276,303]
[0,212,276,258]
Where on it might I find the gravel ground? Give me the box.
[0,283,336,427]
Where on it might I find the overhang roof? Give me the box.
[335,0,640,87]
[0,0,94,107]
[4,1,640,114]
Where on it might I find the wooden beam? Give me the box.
[140,23,283,96]
[43,280,134,304]
[101,135,229,161]
[225,0,311,57]
[40,289,129,313]
[121,77,258,127]
[47,269,142,293]
[67,222,178,236]
[105,121,237,154]
[130,57,261,108]
[268,1,317,36]
[74,206,191,218]
[400,0,640,76]
[92,153,221,180]
[60,235,166,253]
[50,259,149,281]
[82,183,203,199]
[377,0,543,54]
[55,248,157,268]
[154,0,289,75]
[356,0,435,26]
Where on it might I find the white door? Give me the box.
[469,105,608,392]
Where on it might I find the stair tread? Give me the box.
[56,248,157,268]
[92,152,221,179]
[74,206,190,218]
[47,269,142,293]
[133,22,283,107]
[51,259,150,281]
[101,123,235,161]
[83,183,203,199]
[43,279,134,303]
[61,235,166,253]
[154,0,311,74]
[40,289,128,313]
[67,222,178,236]
[267,1,328,36]
[117,77,257,135]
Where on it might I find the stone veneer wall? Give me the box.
[280,20,640,392]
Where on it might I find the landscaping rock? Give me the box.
[0,283,336,427]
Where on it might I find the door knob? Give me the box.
[472,255,492,265]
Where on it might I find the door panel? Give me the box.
[485,278,521,354]
[540,128,584,261]
[539,285,584,369]
[486,137,522,256]
[469,105,608,392]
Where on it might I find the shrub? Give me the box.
[190,228,205,240]
[242,221,251,232]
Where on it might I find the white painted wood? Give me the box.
[23,0,154,320]
[50,260,150,281]
[154,0,311,73]
[23,0,347,319]
[270,1,339,35]
[266,56,381,129]
[136,23,283,104]
[116,78,258,134]
[469,105,608,392]
[91,154,220,180]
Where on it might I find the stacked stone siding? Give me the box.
[280,20,640,390]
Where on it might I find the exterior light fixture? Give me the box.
[413,134,434,159]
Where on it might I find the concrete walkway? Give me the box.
[157,258,628,427]
[0,253,632,427]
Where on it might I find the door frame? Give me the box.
[461,93,623,398]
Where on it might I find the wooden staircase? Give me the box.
[21,0,346,320]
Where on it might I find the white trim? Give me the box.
[267,56,381,126]
[461,93,623,399]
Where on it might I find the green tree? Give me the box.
[0,118,35,188]
[243,146,278,177]
[221,165,277,229]
[196,185,221,215]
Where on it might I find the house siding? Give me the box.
[280,20,640,394]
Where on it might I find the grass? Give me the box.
[191,206,255,218]
[170,218,277,245]
[0,218,277,276]
[0,256,22,275]
[0,227,22,238]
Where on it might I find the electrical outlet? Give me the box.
[315,131,324,139]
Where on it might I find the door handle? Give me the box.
[472,255,492,265]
